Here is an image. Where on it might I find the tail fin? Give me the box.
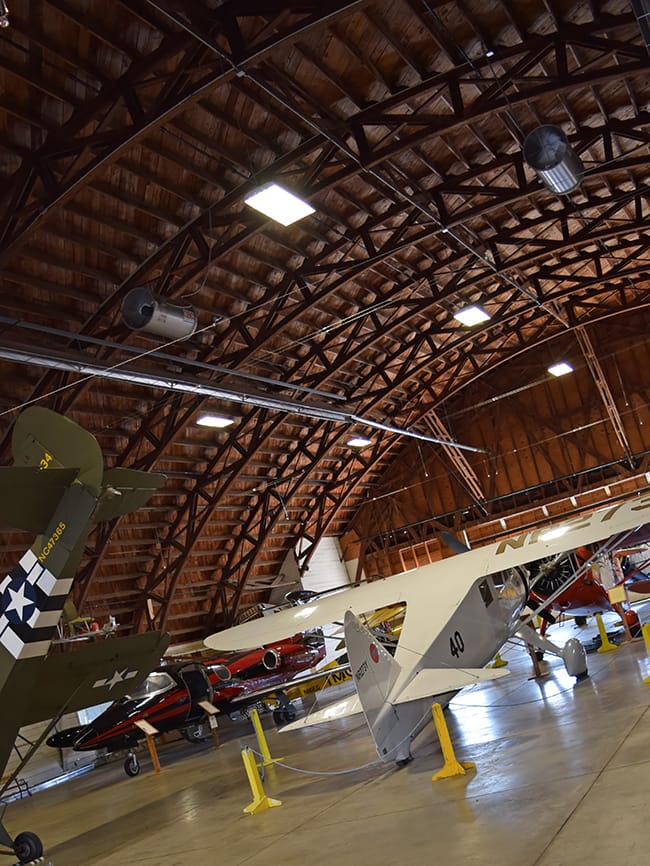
[344,610,419,763]
[1,410,166,531]
[12,406,103,491]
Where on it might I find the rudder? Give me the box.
[344,610,421,764]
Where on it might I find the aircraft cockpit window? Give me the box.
[493,569,526,601]
[128,671,176,700]
[491,569,527,628]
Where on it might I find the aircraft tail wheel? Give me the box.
[124,753,140,777]
[13,831,43,863]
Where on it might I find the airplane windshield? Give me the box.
[491,568,527,629]
[128,671,176,700]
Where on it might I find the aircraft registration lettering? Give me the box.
[495,494,650,555]
[355,660,368,681]
[37,521,66,563]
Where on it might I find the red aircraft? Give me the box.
[47,633,326,775]
[527,546,641,636]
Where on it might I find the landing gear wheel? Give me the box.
[13,831,43,863]
[535,650,544,661]
[273,705,297,725]
[124,753,140,777]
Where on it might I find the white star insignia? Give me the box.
[93,668,138,690]
[5,584,32,620]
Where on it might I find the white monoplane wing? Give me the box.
[392,666,510,704]
[205,493,650,653]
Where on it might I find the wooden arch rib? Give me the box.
[1,1,649,641]
[0,1,365,257]
[70,291,649,639]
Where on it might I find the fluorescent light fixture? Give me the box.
[540,525,569,542]
[548,362,573,377]
[196,414,234,428]
[453,305,490,327]
[244,183,314,226]
[347,436,372,448]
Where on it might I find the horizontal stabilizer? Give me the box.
[22,631,170,727]
[280,694,363,732]
[94,468,167,523]
[0,466,77,532]
[392,666,510,706]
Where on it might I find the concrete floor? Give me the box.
[6,612,650,866]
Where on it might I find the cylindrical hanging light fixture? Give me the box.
[121,288,197,340]
[523,125,584,194]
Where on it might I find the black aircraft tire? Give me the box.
[273,706,297,725]
[13,831,43,863]
[124,755,140,777]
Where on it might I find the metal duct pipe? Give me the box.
[121,287,197,340]
[523,125,584,194]
[0,343,487,452]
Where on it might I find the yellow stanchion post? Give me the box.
[642,622,650,655]
[595,612,618,653]
[241,748,282,814]
[641,623,650,684]
[249,707,283,767]
[431,702,475,781]
[487,652,508,669]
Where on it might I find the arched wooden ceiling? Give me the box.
[0,0,649,645]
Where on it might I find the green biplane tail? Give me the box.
[0,408,167,862]
[0,408,165,533]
